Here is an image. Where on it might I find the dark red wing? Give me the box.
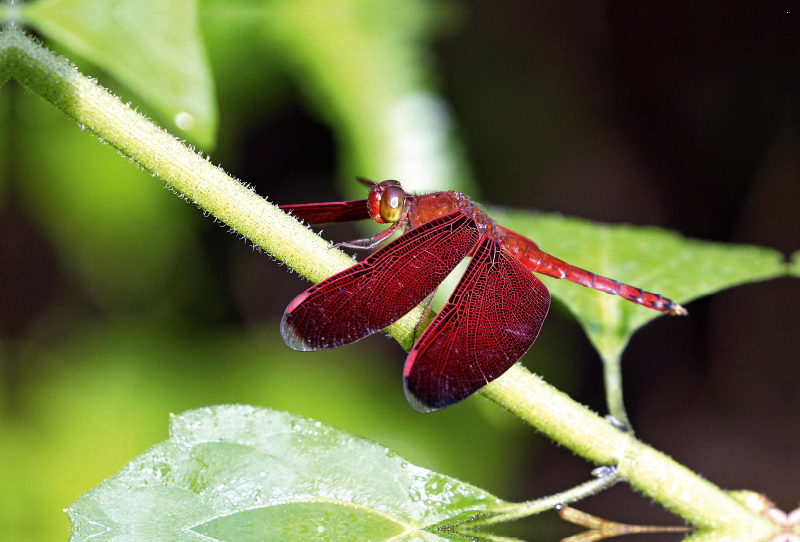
[279,200,370,225]
[281,212,480,351]
[403,235,551,412]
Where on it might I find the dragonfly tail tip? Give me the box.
[671,304,688,316]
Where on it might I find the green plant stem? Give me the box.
[0,28,777,536]
[476,467,621,526]
[600,352,631,428]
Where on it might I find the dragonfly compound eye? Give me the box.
[379,185,406,223]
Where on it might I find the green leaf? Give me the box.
[492,208,787,362]
[22,0,217,147]
[67,405,506,542]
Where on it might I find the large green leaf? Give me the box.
[493,208,787,362]
[67,405,507,542]
[22,0,217,147]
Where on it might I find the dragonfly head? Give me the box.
[367,180,408,224]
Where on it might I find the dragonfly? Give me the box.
[279,179,686,412]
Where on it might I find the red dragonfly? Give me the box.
[279,179,686,412]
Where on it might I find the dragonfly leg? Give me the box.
[334,221,404,250]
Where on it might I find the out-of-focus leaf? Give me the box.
[67,405,507,542]
[790,250,800,277]
[23,0,217,147]
[16,95,200,311]
[492,208,787,362]
[262,0,474,196]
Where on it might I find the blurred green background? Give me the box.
[2,1,800,541]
